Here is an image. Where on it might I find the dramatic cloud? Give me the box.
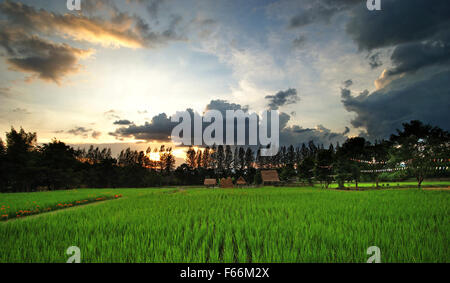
[346,0,450,51]
[279,116,348,147]
[0,1,183,49]
[265,88,299,110]
[0,1,186,82]
[0,29,92,83]
[386,38,450,77]
[110,113,174,141]
[111,99,348,147]
[341,69,450,140]
[340,0,450,140]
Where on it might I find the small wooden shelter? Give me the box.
[236,176,247,187]
[220,177,234,188]
[261,170,280,185]
[204,178,217,188]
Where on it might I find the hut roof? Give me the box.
[220,177,234,188]
[261,170,280,182]
[204,179,217,185]
[236,177,247,185]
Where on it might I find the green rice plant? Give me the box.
[0,184,448,263]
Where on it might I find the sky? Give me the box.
[0,0,449,158]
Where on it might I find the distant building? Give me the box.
[220,177,234,188]
[261,170,280,186]
[204,179,217,188]
[236,176,247,187]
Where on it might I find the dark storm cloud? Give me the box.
[341,70,450,140]
[0,30,92,83]
[265,88,299,110]
[280,123,348,147]
[113,120,133,125]
[110,113,175,142]
[340,0,450,140]
[386,37,450,77]
[289,0,360,28]
[111,99,348,146]
[346,0,450,51]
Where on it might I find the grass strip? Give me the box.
[1,194,122,221]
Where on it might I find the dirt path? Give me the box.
[423,187,450,191]
[1,198,122,223]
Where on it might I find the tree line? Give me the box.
[0,120,448,192]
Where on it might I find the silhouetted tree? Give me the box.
[40,140,80,190]
[224,145,233,175]
[186,146,196,169]
[195,149,203,169]
[5,127,39,192]
[0,138,6,192]
[314,148,334,188]
[202,146,210,169]
[298,156,314,185]
[390,120,450,188]
[335,137,368,189]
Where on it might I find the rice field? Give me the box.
[0,185,449,263]
[328,181,450,189]
[0,189,123,220]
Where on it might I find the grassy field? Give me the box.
[0,189,122,220]
[328,181,450,189]
[0,185,449,263]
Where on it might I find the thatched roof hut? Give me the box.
[220,177,234,188]
[204,179,217,188]
[261,170,280,185]
[236,176,247,186]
